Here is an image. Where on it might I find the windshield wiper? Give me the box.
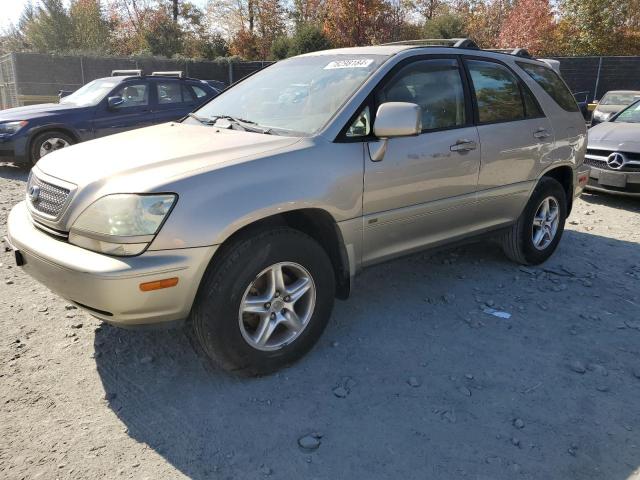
[210,115,273,135]
[188,112,215,124]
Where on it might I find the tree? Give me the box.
[0,3,36,54]
[460,0,511,48]
[323,0,394,47]
[25,0,74,52]
[144,7,183,56]
[69,0,111,53]
[559,0,630,55]
[424,13,466,38]
[498,0,555,55]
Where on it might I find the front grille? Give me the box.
[27,173,71,218]
[585,149,640,172]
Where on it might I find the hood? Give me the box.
[593,104,625,115]
[588,121,640,151]
[36,122,302,190]
[0,102,85,121]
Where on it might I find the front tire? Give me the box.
[30,131,74,165]
[501,177,567,265]
[190,227,335,376]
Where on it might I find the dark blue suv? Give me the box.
[0,70,218,166]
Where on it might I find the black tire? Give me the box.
[190,227,335,376]
[30,130,75,165]
[501,177,567,265]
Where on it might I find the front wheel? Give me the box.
[30,131,74,165]
[190,228,335,376]
[501,177,567,265]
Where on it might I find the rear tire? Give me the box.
[190,227,335,376]
[30,130,74,165]
[501,177,567,265]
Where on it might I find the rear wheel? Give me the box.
[501,177,567,265]
[190,228,335,376]
[30,131,74,165]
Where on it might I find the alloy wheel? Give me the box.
[532,196,560,250]
[238,262,316,351]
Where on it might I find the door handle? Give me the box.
[533,128,551,139]
[450,139,477,152]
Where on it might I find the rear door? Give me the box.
[92,80,154,138]
[153,79,197,124]
[362,57,481,265]
[464,57,554,227]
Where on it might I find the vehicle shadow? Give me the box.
[94,228,640,479]
[580,190,640,213]
[0,162,29,182]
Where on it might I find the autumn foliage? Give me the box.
[3,0,640,60]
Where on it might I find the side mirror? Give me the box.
[107,96,124,109]
[374,102,422,138]
[369,102,421,162]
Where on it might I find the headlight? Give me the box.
[0,120,28,135]
[69,194,177,256]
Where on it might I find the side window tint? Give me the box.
[376,59,466,131]
[517,62,579,112]
[467,60,524,123]
[182,85,196,102]
[522,84,544,118]
[347,106,371,137]
[157,81,182,104]
[192,85,208,98]
[110,83,149,109]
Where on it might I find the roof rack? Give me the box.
[382,38,480,49]
[485,48,533,59]
[380,39,537,59]
[111,69,143,77]
[150,71,184,78]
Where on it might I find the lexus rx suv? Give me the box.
[6,40,589,375]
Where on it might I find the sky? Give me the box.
[0,0,210,31]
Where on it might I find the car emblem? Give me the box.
[606,152,626,170]
[28,185,40,202]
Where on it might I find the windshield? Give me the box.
[613,101,640,123]
[600,92,640,106]
[193,54,388,135]
[60,78,123,107]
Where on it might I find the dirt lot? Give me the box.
[1,162,640,480]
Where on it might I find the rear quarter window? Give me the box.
[517,62,579,112]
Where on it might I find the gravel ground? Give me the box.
[1,162,640,480]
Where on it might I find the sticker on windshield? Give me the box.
[324,59,374,70]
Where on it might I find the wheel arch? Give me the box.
[210,208,352,300]
[540,164,574,214]
[27,125,80,160]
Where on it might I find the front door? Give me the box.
[93,81,154,138]
[362,57,480,265]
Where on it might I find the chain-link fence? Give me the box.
[3,52,640,110]
[550,56,640,102]
[0,52,274,109]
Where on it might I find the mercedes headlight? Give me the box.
[69,194,177,256]
[0,120,28,135]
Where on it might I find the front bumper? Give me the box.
[585,165,640,197]
[7,201,217,326]
[0,134,29,164]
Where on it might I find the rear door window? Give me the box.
[466,59,525,123]
[517,62,579,112]
[157,81,183,105]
